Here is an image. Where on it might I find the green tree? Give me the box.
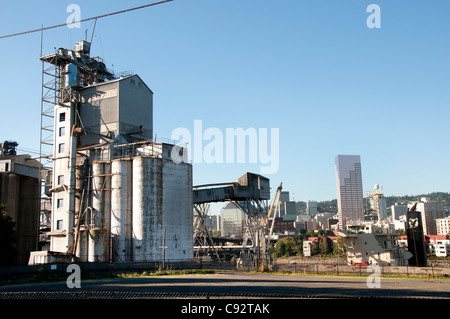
[310,241,319,256]
[332,237,346,256]
[0,204,17,265]
[319,237,330,255]
[211,230,221,237]
[273,237,297,258]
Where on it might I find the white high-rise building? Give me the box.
[408,198,444,235]
[335,155,364,230]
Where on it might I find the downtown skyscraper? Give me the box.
[335,155,364,230]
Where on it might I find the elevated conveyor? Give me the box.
[192,172,271,265]
[193,172,270,204]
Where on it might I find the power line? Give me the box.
[17,147,41,155]
[0,0,174,39]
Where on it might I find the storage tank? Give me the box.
[111,159,132,262]
[88,162,110,262]
[132,156,161,261]
[132,155,193,262]
[160,157,193,261]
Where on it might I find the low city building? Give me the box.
[303,240,313,257]
[271,217,296,234]
[339,222,410,266]
[434,241,450,257]
[437,217,450,236]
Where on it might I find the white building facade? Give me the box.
[436,217,450,236]
[339,222,409,266]
[220,202,246,238]
[408,198,444,235]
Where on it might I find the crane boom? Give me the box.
[267,183,282,239]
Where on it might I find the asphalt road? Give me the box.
[0,271,449,299]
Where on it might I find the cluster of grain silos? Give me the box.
[72,143,192,263]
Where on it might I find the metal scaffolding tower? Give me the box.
[193,203,222,260]
[192,173,273,268]
[40,54,59,166]
[38,40,116,252]
[38,50,60,233]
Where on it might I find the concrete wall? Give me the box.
[0,172,40,265]
[50,104,76,255]
[119,76,153,140]
[160,158,193,260]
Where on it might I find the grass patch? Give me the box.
[0,268,215,286]
[253,269,450,280]
[117,268,215,278]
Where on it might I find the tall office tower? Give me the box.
[391,203,407,221]
[306,200,318,216]
[279,191,290,216]
[335,155,364,230]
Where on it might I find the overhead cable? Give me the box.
[0,0,173,39]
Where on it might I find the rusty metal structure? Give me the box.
[192,172,273,268]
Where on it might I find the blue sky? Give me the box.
[1,1,449,212]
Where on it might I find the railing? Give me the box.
[271,260,450,277]
[88,139,188,162]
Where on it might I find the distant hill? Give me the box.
[295,192,450,215]
[383,192,450,209]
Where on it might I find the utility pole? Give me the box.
[160,227,167,268]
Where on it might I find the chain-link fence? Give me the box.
[1,258,449,285]
[271,260,450,278]
[0,258,237,285]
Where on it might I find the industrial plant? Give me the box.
[0,39,276,268]
[0,40,447,275]
[25,40,194,264]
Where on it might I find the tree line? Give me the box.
[295,192,450,215]
[271,234,346,258]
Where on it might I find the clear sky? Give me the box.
[1,1,449,214]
